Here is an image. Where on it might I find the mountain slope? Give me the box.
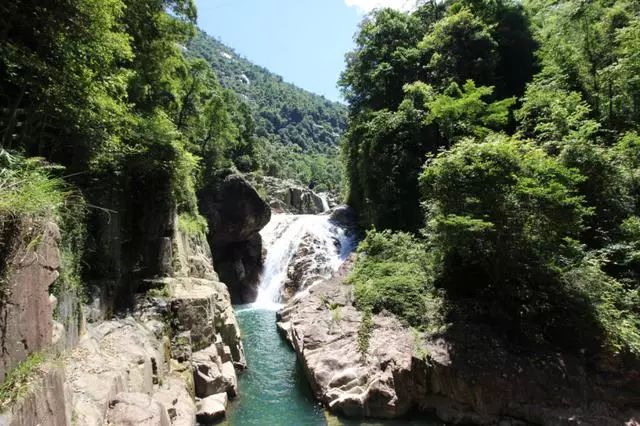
[188,30,347,154]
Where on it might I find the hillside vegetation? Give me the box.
[343,0,640,359]
[188,31,347,191]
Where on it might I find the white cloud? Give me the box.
[344,0,417,13]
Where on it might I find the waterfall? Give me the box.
[318,193,330,212]
[252,213,356,310]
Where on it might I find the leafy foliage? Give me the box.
[340,1,532,231]
[344,0,640,358]
[524,0,640,136]
[348,230,443,331]
[187,31,347,189]
[0,151,64,219]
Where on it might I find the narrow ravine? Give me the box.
[225,212,356,426]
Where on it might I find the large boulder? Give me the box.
[281,233,334,302]
[329,206,357,229]
[278,259,640,424]
[193,344,238,398]
[199,173,271,303]
[199,174,271,244]
[196,393,228,424]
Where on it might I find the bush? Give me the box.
[419,134,595,341]
[177,212,208,237]
[348,230,444,331]
[0,151,65,220]
[564,258,640,356]
[420,134,588,291]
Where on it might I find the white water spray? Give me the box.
[318,193,330,212]
[252,213,356,310]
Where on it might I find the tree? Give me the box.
[524,0,640,136]
[420,134,594,341]
[419,8,498,90]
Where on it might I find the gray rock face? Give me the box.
[249,174,328,214]
[281,232,334,302]
[196,393,228,424]
[199,173,271,304]
[0,221,60,383]
[166,277,246,368]
[64,319,164,425]
[278,259,640,425]
[0,362,71,426]
[153,376,196,426]
[1,179,247,425]
[193,344,238,398]
[278,259,416,419]
[106,393,171,426]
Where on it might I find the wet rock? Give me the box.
[196,393,228,424]
[106,393,171,426]
[281,233,334,302]
[329,206,357,228]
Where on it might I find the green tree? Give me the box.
[419,8,498,90]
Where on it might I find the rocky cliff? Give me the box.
[248,174,330,215]
[278,259,640,425]
[199,173,271,304]
[0,209,246,425]
[0,220,60,383]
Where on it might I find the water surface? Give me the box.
[225,307,325,426]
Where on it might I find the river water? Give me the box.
[224,212,440,426]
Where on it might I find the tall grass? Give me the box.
[0,150,65,219]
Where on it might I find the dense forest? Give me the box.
[188,31,347,191]
[344,0,640,359]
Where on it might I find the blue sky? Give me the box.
[194,0,417,102]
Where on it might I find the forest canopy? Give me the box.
[342,0,640,358]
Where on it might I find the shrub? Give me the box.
[177,212,208,237]
[419,134,595,342]
[0,151,65,220]
[348,230,443,331]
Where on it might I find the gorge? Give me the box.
[2,0,640,424]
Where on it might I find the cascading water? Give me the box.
[252,213,357,310]
[226,211,357,425]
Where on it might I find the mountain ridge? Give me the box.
[188,30,347,155]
